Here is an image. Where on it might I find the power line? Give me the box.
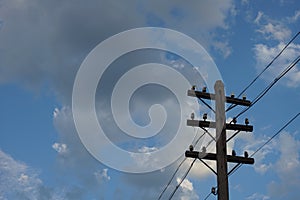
[251,112,300,157]
[226,31,300,112]
[168,158,197,200]
[203,112,300,200]
[157,157,187,200]
[162,129,215,200]
[233,55,300,121]
[203,192,212,200]
[186,50,300,198]
[194,130,207,147]
[197,32,300,200]
[229,112,300,177]
[158,129,205,200]
[168,137,216,200]
[198,98,216,113]
[237,31,300,97]
[187,81,254,200]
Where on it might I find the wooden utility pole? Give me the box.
[185,80,254,200]
[215,80,229,200]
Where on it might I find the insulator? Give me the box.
[203,113,208,121]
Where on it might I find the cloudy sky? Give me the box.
[0,0,300,199]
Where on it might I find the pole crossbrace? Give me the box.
[185,151,255,165]
[187,120,253,132]
[199,159,217,175]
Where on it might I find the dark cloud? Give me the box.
[0,0,235,199]
[0,0,144,102]
[0,0,234,102]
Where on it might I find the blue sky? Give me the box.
[0,1,300,199]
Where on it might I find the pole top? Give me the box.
[214,80,224,89]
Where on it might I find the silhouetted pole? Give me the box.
[215,80,229,200]
[185,80,255,200]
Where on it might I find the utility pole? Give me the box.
[185,80,254,200]
[215,81,229,200]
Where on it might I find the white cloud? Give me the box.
[0,149,105,199]
[276,133,300,173]
[253,11,299,42]
[0,0,237,198]
[268,132,300,199]
[0,0,235,96]
[235,132,274,174]
[257,23,291,41]
[246,192,270,200]
[94,168,111,183]
[18,173,29,183]
[130,146,161,170]
[179,178,193,191]
[52,142,68,155]
[141,1,234,30]
[253,42,300,87]
[237,130,300,199]
[253,10,300,88]
[255,163,272,174]
[0,150,40,198]
[288,10,300,23]
[176,178,199,200]
[53,108,60,118]
[0,149,64,200]
[213,40,232,58]
[254,11,263,24]
[138,146,159,153]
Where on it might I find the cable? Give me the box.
[200,127,216,142]
[200,47,300,199]
[158,129,205,200]
[203,192,212,200]
[199,98,216,113]
[194,132,206,147]
[202,79,300,200]
[202,112,299,200]
[165,32,300,199]
[233,55,300,121]
[164,128,214,199]
[168,158,197,200]
[238,31,300,97]
[226,31,300,112]
[157,157,187,200]
[229,112,300,176]
[251,112,299,157]
[168,131,215,199]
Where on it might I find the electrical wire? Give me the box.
[202,57,300,198]
[194,129,206,147]
[228,112,300,177]
[251,112,299,157]
[167,131,215,199]
[163,32,300,199]
[199,98,216,113]
[157,157,187,200]
[203,191,212,200]
[233,55,300,121]
[169,49,299,199]
[226,31,300,112]
[203,112,300,200]
[157,129,205,200]
[163,129,214,200]
[200,33,300,199]
[168,158,197,200]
